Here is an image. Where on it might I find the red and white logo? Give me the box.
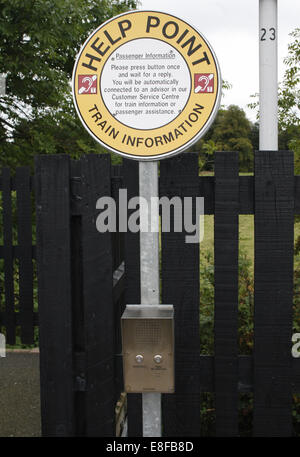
[78,75,97,94]
[194,73,214,93]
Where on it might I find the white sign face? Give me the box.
[100,38,191,130]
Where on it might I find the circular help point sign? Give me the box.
[73,10,221,161]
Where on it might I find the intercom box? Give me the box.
[121,305,174,393]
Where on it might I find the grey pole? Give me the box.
[0,74,6,96]
[259,0,278,150]
[139,161,161,437]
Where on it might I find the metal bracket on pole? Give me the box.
[139,161,161,437]
[259,0,278,150]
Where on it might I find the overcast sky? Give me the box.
[140,0,300,122]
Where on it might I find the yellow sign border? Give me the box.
[72,10,222,161]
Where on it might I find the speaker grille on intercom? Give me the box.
[135,320,162,344]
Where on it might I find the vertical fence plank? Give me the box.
[111,164,123,271]
[214,151,239,436]
[16,167,34,344]
[111,165,126,412]
[80,154,115,437]
[122,159,142,437]
[2,168,15,344]
[35,155,74,436]
[254,151,294,436]
[70,159,86,436]
[160,153,201,437]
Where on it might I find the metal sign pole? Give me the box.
[0,74,6,96]
[259,0,278,150]
[139,161,161,437]
[73,10,222,438]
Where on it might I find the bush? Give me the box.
[200,248,254,355]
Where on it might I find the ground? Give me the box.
[0,350,41,437]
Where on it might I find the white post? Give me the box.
[0,74,6,96]
[259,0,278,150]
[0,333,6,358]
[139,161,161,437]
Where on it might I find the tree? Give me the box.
[205,105,253,171]
[0,0,137,169]
[188,79,233,171]
[248,28,300,172]
[278,28,300,174]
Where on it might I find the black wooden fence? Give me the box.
[1,151,300,436]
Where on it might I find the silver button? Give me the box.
[135,354,144,363]
[153,354,162,364]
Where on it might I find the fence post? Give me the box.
[16,167,34,345]
[122,159,143,437]
[2,168,15,345]
[254,150,294,436]
[160,153,201,437]
[35,155,75,436]
[214,151,239,436]
[80,154,115,436]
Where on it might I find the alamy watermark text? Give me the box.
[96,190,204,244]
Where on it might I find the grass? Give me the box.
[199,170,300,269]
[201,214,300,274]
[201,215,254,270]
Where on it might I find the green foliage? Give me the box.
[0,189,39,347]
[279,28,300,130]
[200,248,254,355]
[279,28,300,173]
[198,105,254,172]
[200,243,300,355]
[211,105,253,171]
[200,393,215,437]
[198,139,217,171]
[293,244,300,435]
[293,395,300,435]
[199,250,214,354]
[238,252,254,354]
[248,28,300,174]
[200,244,300,435]
[249,121,259,151]
[0,0,137,169]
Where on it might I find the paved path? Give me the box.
[0,351,41,437]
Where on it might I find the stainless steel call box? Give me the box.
[121,305,174,394]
